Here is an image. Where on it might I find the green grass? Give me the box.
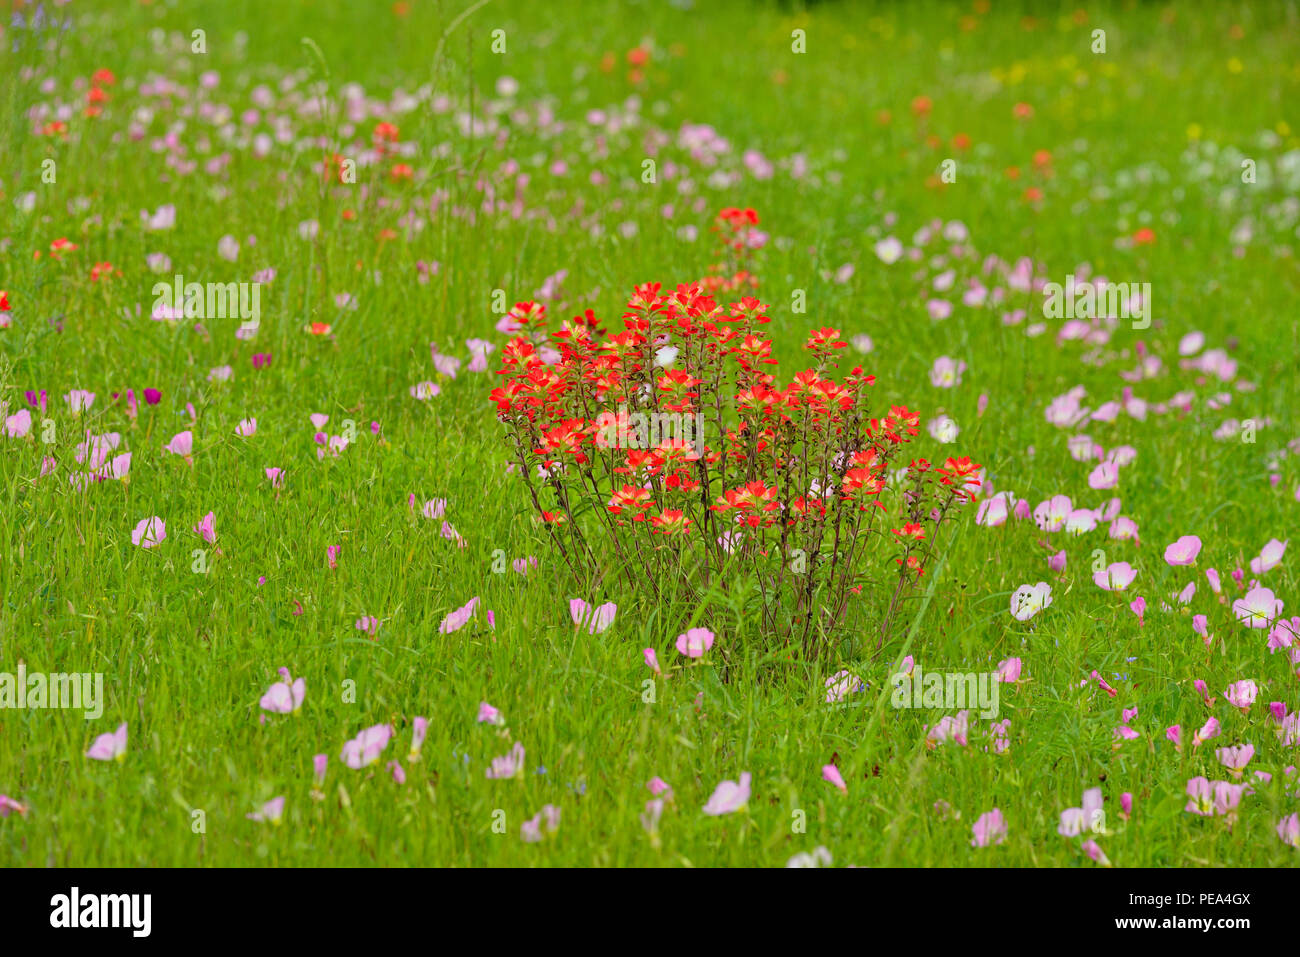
[0,0,1297,866]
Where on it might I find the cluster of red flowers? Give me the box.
[491,213,980,654]
[700,207,761,294]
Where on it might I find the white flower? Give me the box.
[928,414,959,443]
[1010,582,1053,621]
[874,236,903,264]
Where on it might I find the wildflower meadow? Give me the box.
[1,0,1298,885]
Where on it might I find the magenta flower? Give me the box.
[1109,516,1140,542]
[341,724,394,769]
[1081,839,1110,866]
[1185,776,1214,815]
[1278,814,1300,848]
[643,647,662,675]
[246,796,285,824]
[259,667,305,714]
[988,719,1011,755]
[1058,787,1105,837]
[194,511,216,544]
[1193,717,1221,747]
[409,717,429,761]
[163,430,193,458]
[1089,671,1118,697]
[1213,781,1245,817]
[675,627,715,658]
[466,339,494,372]
[569,598,617,634]
[354,615,380,636]
[822,764,847,794]
[1087,460,1119,490]
[824,669,863,702]
[520,804,560,843]
[1129,596,1146,626]
[477,702,503,725]
[1093,561,1136,591]
[642,798,665,836]
[3,409,32,438]
[1267,619,1298,651]
[64,390,95,413]
[265,467,285,489]
[1216,743,1255,776]
[485,742,525,779]
[1065,508,1097,536]
[1249,538,1287,575]
[994,657,1022,683]
[970,808,1007,847]
[236,418,257,437]
[647,777,673,798]
[1233,586,1282,628]
[431,348,461,379]
[1224,679,1258,711]
[440,520,466,547]
[703,771,751,815]
[0,794,28,817]
[327,545,339,569]
[104,452,131,481]
[1113,725,1140,745]
[927,711,971,748]
[1194,679,1213,706]
[928,356,966,388]
[439,596,480,634]
[1163,535,1202,566]
[975,493,1009,527]
[131,516,167,549]
[87,723,128,762]
[785,845,834,868]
